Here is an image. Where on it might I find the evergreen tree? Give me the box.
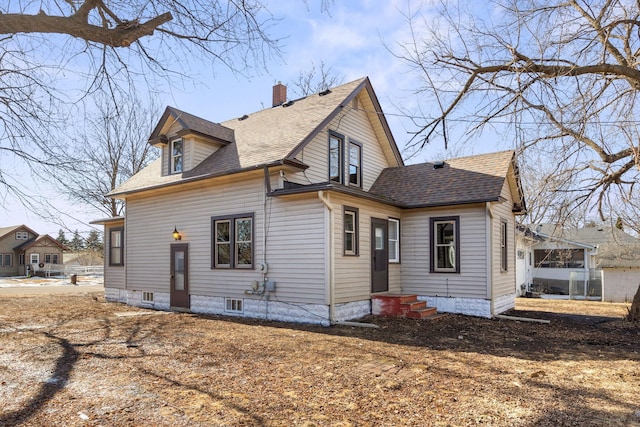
[69,230,84,251]
[85,230,103,252]
[56,229,68,246]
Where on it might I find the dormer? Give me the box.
[149,106,235,176]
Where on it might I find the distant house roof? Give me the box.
[530,224,640,268]
[14,234,67,252]
[110,77,403,197]
[0,225,38,240]
[535,224,638,246]
[369,150,525,211]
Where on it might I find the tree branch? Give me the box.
[0,12,172,47]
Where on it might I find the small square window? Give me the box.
[225,298,243,313]
[142,292,154,302]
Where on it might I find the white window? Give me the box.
[171,138,183,174]
[225,298,243,313]
[388,218,400,263]
[343,207,359,256]
[15,231,28,240]
[431,217,459,273]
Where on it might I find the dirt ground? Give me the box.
[0,293,638,427]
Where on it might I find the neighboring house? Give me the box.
[93,77,526,324]
[0,225,66,276]
[517,224,640,302]
[515,224,542,296]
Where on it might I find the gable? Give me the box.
[286,91,401,191]
[110,77,404,197]
[18,234,67,252]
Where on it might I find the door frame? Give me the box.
[371,217,389,293]
[170,243,190,311]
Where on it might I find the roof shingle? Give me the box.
[370,150,516,208]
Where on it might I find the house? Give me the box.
[93,77,526,324]
[516,224,640,302]
[0,225,66,277]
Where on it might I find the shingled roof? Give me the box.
[149,107,235,145]
[369,150,524,210]
[111,77,402,196]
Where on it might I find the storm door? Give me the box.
[371,218,389,293]
[170,243,189,310]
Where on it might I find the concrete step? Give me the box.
[406,306,438,319]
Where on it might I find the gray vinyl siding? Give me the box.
[331,194,403,304]
[291,97,393,189]
[265,195,326,303]
[104,222,125,289]
[400,205,490,299]
[492,180,517,298]
[124,174,327,304]
[190,137,221,168]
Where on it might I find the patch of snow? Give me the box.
[0,276,104,288]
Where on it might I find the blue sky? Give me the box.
[1,0,506,237]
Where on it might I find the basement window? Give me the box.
[225,298,244,314]
[142,292,154,302]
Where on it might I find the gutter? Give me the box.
[318,191,335,324]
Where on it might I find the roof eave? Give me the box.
[108,159,309,198]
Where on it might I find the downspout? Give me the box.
[318,191,335,324]
[486,202,494,316]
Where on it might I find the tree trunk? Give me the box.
[627,284,640,322]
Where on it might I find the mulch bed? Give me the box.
[0,294,639,426]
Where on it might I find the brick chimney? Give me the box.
[272,81,287,107]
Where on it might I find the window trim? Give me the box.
[343,206,359,256]
[430,216,460,273]
[30,253,39,265]
[109,227,124,267]
[348,140,363,188]
[44,253,60,264]
[211,213,254,269]
[15,231,28,240]
[500,219,508,272]
[170,138,184,174]
[388,217,401,263]
[328,131,344,184]
[1,254,12,267]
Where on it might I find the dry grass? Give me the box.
[0,293,639,426]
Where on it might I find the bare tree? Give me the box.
[393,0,640,229]
[58,92,160,217]
[0,1,282,202]
[289,61,344,97]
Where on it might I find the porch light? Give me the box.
[172,226,182,241]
